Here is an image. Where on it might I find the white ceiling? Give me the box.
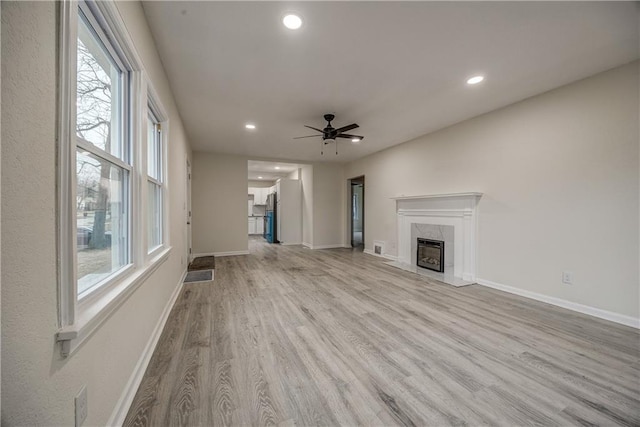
[248,160,301,181]
[142,2,639,163]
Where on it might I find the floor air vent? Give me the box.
[184,269,213,283]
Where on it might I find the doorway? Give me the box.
[349,176,365,250]
[186,159,192,263]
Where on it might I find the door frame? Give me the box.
[186,159,192,263]
[348,175,365,249]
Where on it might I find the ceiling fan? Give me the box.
[294,114,364,155]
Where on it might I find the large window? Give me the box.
[57,0,171,357]
[147,110,163,252]
[75,10,131,297]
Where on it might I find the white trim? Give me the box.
[57,0,79,328]
[57,247,172,357]
[106,268,187,427]
[86,1,144,71]
[364,249,397,261]
[127,70,144,273]
[145,83,168,257]
[311,244,345,250]
[301,243,350,250]
[279,241,302,246]
[193,250,250,258]
[76,138,132,172]
[391,192,483,200]
[476,278,640,329]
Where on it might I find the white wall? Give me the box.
[301,165,314,246]
[248,179,274,188]
[192,151,248,255]
[312,163,345,248]
[287,168,300,180]
[344,62,639,319]
[0,4,3,414]
[1,2,192,425]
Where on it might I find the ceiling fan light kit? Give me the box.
[294,113,364,155]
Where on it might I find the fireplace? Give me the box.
[416,238,445,272]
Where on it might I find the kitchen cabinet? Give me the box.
[248,187,270,205]
[248,216,264,235]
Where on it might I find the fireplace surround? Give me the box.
[389,192,482,286]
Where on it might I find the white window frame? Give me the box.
[145,83,169,259]
[56,0,171,358]
[76,4,133,300]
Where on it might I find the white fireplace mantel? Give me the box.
[391,192,482,284]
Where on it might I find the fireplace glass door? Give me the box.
[417,238,445,273]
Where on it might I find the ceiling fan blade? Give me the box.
[335,134,364,140]
[334,123,359,134]
[304,125,324,133]
[293,135,322,139]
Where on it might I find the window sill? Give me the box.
[56,246,172,357]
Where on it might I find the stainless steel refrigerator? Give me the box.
[264,192,278,243]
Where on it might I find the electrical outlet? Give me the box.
[75,386,88,427]
[562,271,573,285]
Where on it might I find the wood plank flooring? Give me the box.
[124,237,640,426]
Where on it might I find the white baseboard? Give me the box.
[279,241,302,246]
[302,242,312,249]
[193,250,249,258]
[314,244,346,250]
[107,269,187,426]
[363,248,397,261]
[214,250,249,257]
[303,243,347,250]
[476,278,640,329]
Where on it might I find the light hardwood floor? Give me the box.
[124,237,640,426]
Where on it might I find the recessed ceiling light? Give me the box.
[283,14,303,30]
[351,138,361,143]
[245,123,256,129]
[258,176,263,179]
[274,166,280,170]
[466,75,484,85]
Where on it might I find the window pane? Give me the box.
[77,150,129,296]
[148,181,162,250]
[147,114,161,181]
[77,14,124,159]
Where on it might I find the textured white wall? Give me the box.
[192,151,248,254]
[344,62,639,319]
[1,2,192,425]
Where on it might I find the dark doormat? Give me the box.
[184,269,213,283]
[188,256,215,271]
